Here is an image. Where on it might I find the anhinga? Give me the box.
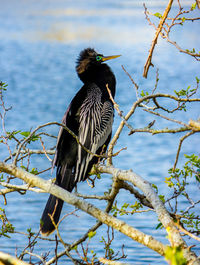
[40,48,120,236]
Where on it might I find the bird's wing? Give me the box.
[52,87,87,170]
[75,85,114,182]
[52,103,72,169]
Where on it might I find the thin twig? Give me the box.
[143,108,189,127]
[106,84,132,131]
[173,131,195,171]
[129,126,190,135]
[176,222,200,242]
[39,137,52,162]
[109,92,200,161]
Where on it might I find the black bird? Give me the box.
[40,48,120,236]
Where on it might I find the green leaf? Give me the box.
[154,12,162,18]
[181,17,186,22]
[6,130,21,140]
[140,90,149,97]
[0,208,15,238]
[191,3,196,10]
[156,222,163,229]
[30,168,38,175]
[165,246,187,265]
[88,231,96,239]
[0,82,8,91]
[20,131,39,143]
[20,131,31,137]
[159,194,165,203]
[152,183,158,192]
[122,203,129,209]
[20,166,39,175]
[96,173,101,179]
[140,90,145,97]
[71,245,77,251]
[27,227,34,237]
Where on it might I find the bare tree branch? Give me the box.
[97,165,200,265]
[144,1,200,62]
[108,92,200,162]
[143,0,174,78]
[0,251,30,265]
[99,257,130,265]
[0,161,166,256]
[1,161,200,264]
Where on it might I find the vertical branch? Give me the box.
[106,84,130,165]
[173,131,195,171]
[143,0,174,78]
[196,0,200,9]
[0,83,13,161]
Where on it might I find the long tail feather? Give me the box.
[40,195,63,236]
[40,167,76,236]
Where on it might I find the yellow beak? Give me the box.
[102,55,121,62]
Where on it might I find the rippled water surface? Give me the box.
[0,0,200,264]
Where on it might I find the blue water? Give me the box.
[0,0,200,264]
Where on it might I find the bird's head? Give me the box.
[76,48,121,76]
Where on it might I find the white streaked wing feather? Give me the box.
[75,85,113,182]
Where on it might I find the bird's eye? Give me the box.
[96,56,102,62]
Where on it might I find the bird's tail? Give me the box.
[40,167,76,236]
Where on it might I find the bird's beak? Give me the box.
[102,55,121,62]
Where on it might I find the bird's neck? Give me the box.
[78,64,116,98]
